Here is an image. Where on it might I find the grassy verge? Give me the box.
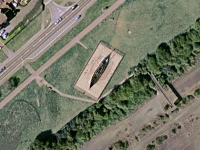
[54,0,64,5]
[44,7,51,29]
[0,80,91,150]
[81,0,200,94]
[30,0,118,70]
[0,50,7,63]
[6,14,42,52]
[41,44,92,97]
[0,67,30,102]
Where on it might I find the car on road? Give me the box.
[55,17,62,25]
[75,15,81,20]
[2,32,8,40]
[0,67,6,73]
[0,29,5,36]
[72,4,79,10]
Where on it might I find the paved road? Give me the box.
[0,0,92,85]
[46,0,69,23]
[0,0,125,108]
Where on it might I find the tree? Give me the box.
[9,76,20,87]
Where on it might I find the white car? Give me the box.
[2,32,8,40]
[75,15,81,20]
[55,17,62,25]
[0,29,5,36]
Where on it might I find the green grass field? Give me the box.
[81,0,200,94]
[0,67,30,102]
[30,0,118,70]
[0,50,7,63]
[41,44,93,97]
[0,81,91,150]
[6,14,42,52]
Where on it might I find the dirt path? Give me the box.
[0,0,126,109]
[42,78,96,103]
[132,98,200,150]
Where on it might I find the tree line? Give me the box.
[29,18,200,150]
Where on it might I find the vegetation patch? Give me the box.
[0,67,30,102]
[0,81,91,150]
[81,0,200,94]
[4,0,43,46]
[108,140,128,150]
[6,13,42,51]
[30,18,200,150]
[0,100,40,150]
[41,44,93,97]
[0,50,7,63]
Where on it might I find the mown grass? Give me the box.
[0,50,7,63]
[81,0,200,94]
[6,14,42,52]
[0,81,91,150]
[41,44,92,97]
[30,0,118,70]
[0,67,30,102]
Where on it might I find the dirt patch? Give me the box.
[74,43,123,100]
[173,60,200,98]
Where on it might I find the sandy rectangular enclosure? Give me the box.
[74,43,123,100]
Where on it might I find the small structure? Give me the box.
[74,43,123,100]
[127,29,132,34]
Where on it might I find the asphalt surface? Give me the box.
[0,0,91,84]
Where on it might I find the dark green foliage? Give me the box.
[194,88,200,96]
[170,108,179,114]
[164,104,170,111]
[172,128,177,134]
[9,76,20,87]
[109,140,128,150]
[146,144,155,150]
[195,18,200,31]
[155,135,168,145]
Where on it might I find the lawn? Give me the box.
[81,0,200,94]
[29,0,118,70]
[0,67,30,102]
[0,81,91,150]
[6,14,42,52]
[44,7,51,29]
[41,44,93,97]
[54,0,64,5]
[0,50,7,63]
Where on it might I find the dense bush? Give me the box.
[29,18,200,150]
[109,140,128,150]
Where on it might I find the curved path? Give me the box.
[41,78,96,103]
[0,0,126,109]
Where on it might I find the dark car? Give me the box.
[72,4,78,10]
[0,67,6,73]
